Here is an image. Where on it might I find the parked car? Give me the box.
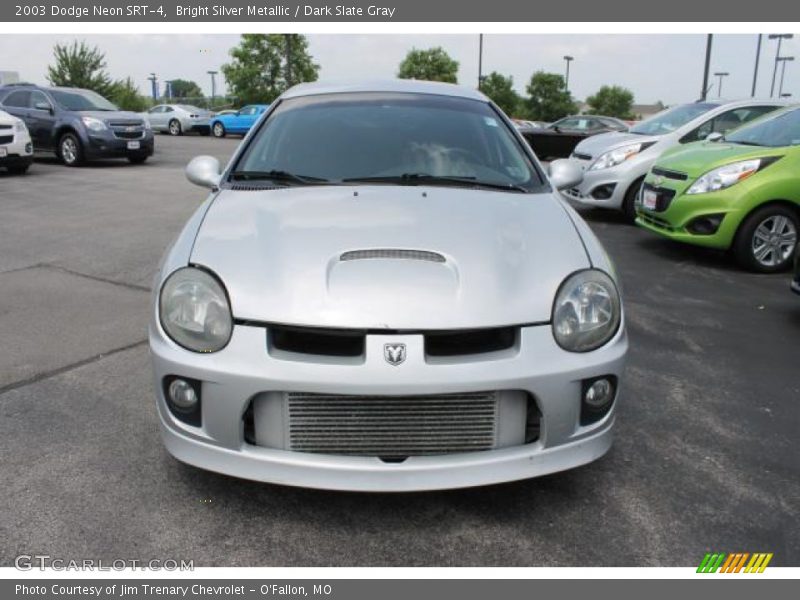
[561,99,788,221]
[520,115,629,161]
[636,106,800,272]
[209,104,269,137]
[0,108,33,174]
[0,83,154,166]
[513,118,548,130]
[150,80,627,491]
[144,104,213,136]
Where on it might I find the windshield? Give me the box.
[725,107,800,147]
[50,89,118,111]
[234,92,545,192]
[630,103,719,136]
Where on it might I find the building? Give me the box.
[0,71,20,86]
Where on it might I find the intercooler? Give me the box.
[250,390,533,460]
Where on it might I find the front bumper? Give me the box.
[562,155,650,210]
[85,131,154,159]
[0,130,33,167]
[150,319,627,492]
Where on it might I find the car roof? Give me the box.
[281,79,487,102]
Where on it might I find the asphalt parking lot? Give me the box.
[1,134,798,567]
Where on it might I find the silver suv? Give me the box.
[561,99,788,221]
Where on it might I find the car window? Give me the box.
[680,106,781,143]
[164,106,174,113]
[234,92,544,191]
[239,106,257,116]
[726,107,800,147]
[30,91,52,110]
[148,106,163,113]
[553,117,581,129]
[2,90,31,108]
[630,103,719,136]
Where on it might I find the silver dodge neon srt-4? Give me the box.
[150,80,628,491]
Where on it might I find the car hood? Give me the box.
[80,110,146,123]
[575,131,659,157]
[190,185,590,330]
[655,141,788,178]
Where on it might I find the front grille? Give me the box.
[0,135,13,144]
[572,152,592,161]
[637,211,675,231]
[426,327,515,356]
[0,124,11,130]
[651,166,688,181]
[340,249,446,263]
[108,120,143,128]
[112,129,144,139]
[271,325,364,357]
[286,391,498,458]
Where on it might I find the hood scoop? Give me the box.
[340,249,446,263]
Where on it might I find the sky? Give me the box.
[0,33,798,105]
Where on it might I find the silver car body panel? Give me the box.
[564,99,789,210]
[151,80,627,490]
[145,104,212,133]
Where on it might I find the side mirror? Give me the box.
[706,132,724,142]
[186,155,221,190]
[549,159,583,191]
[34,101,52,113]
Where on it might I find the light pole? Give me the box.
[563,55,574,92]
[769,34,793,97]
[713,71,730,97]
[477,34,483,90]
[147,73,158,100]
[207,70,218,105]
[701,34,713,100]
[777,56,794,97]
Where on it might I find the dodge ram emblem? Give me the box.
[384,343,406,366]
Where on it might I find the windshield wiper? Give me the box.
[342,173,528,193]
[230,170,331,185]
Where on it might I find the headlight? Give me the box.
[14,119,27,133]
[81,116,107,132]
[159,267,233,353]
[552,270,621,352]
[589,142,651,171]
[685,158,768,195]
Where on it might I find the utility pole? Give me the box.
[147,73,158,100]
[751,34,762,96]
[777,56,795,97]
[713,72,729,97]
[700,34,713,101]
[769,34,793,97]
[477,34,483,90]
[563,55,574,92]
[207,70,218,105]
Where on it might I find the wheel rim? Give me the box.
[213,123,223,136]
[61,138,77,163]
[170,121,180,135]
[751,214,797,267]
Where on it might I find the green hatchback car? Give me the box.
[636,106,800,272]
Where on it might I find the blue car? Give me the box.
[210,104,269,138]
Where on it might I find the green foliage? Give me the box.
[168,79,203,99]
[480,72,520,117]
[221,34,319,105]
[397,47,459,84]
[46,41,116,97]
[109,78,149,112]
[586,85,635,119]
[524,71,578,122]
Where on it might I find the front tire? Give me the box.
[168,119,183,136]
[59,133,84,167]
[212,122,226,138]
[622,177,645,223]
[732,204,799,273]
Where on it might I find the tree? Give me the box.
[221,34,319,105]
[109,78,148,112]
[47,40,116,97]
[586,85,635,119]
[168,79,203,99]
[397,47,458,83]
[480,72,520,117]
[524,71,578,122]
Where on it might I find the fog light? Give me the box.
[580,375,617,425]
[163,376,202,426]
[168,379,198,410]
[686,214,724,235]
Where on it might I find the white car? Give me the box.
[0,109,33,174]
[150,80,627,492]
[561,99,789,221]
[143,104,213,136]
